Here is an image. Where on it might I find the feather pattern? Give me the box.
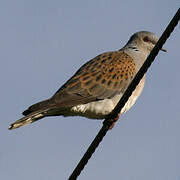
[52,50,136,106]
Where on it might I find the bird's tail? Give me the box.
[9,108,49,130]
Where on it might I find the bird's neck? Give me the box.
[121,44,149,71]
[125,44,139,52]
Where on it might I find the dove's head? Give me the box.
[125,31,166,54]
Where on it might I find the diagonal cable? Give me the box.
[68,8,180,180]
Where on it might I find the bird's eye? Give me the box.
[143,36,150,42]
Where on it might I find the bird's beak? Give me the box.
[161,48,167,52]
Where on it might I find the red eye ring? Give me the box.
[143,36,149,42]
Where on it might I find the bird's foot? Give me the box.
[103,113,120,130]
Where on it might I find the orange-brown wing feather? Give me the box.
[52,50,136,107]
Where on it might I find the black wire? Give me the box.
[68,8,180,180]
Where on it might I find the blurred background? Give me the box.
[0,1,179,180]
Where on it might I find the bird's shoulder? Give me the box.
[59,50,136,91]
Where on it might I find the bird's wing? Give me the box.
[51,50,136,107]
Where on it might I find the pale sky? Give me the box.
[1,1,179,180]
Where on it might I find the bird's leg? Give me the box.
[109,113,120,129]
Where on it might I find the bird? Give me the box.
[9,31,166,130]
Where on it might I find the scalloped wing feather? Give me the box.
[52,50,136,107]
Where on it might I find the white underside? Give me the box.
[69,77,145,119]
[70,94,134,119]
